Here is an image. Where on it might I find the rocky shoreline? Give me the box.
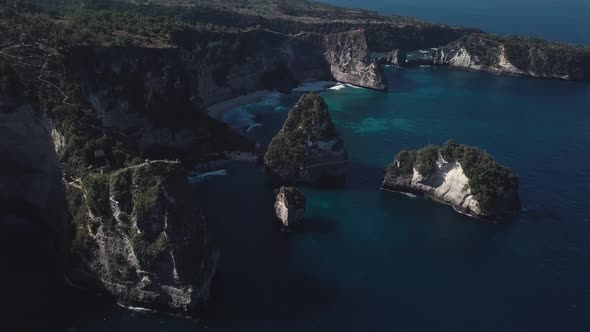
[378,33,590,80]
[1,1,586,325]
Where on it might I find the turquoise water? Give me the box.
[320,0,590,45]
[78,67,590,331]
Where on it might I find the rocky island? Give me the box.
[382,140,521,222]
[274,186,307,229]
[264,93,348,185]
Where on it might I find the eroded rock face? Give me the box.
[432,34,590,80]
[322,31,387,90]
[383,156,482,215]
[264,93,348,185]
[73,47,255,161]
[377,49,407,67]
[66,161,217,314]
[274,187,306,228]
[382,142,520,222]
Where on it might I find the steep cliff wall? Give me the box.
[71,46,256,162]
[66,161,217,314]
[72,29,385,157]
[365,24,478,52]
[322,31,386,90]
[432,34,590,80]
[174,28,386,105]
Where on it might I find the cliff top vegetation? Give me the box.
[388,140,519,215]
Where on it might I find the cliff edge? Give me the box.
[433,34,590,80]
[67,161,217,314]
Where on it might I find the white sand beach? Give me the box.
[207,90,274,121]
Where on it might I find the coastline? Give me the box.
[207,90,274,121]
[206,81,339,123]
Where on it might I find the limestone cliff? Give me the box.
[377,49,407,67]
[173,28,387,103]
[72,46,256,162]
[322,31,386,90]
[0,12,383,317]
[432,34,590,80]
[382,141,520,222]
[265,93,348,185]
[66,161,217,314]
[274,186,306,228]
[72,29,384,158]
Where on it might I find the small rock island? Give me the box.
[274,186,307,228]
[264,93,348,185]
[382,140,521,222]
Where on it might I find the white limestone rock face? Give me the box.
[432,33,590,80]
[377,49,407,67]
[274,187,307,228]
[437,45,524,76]
[322,30,387,90]
[382,143,521,222]
[409,156,481,216]
[66,161,218,315]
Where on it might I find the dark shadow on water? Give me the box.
[346,161,389,191]
[521,202,562,222]
[384,67,421,93]
[296,216,339,234]
[196,166,342,328]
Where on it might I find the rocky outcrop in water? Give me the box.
[377,49,407,67]
[66,161,217,314]
[322,31,386,90]
[265,93,348,185]
[274,186,306,228]
[431,34,590,80]
[382,141,520,222]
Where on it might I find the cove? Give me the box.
[77,67,590,331]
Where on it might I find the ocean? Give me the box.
[321,0,590,45]
[74,1,590,330]
[77,67,590,331]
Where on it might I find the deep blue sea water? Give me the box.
[77,67,590,331]
[321,0,590,45]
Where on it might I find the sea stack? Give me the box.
[377,49,407,67]
[274,186,307,228]
[381,140,521,222]
[264,93,348,185]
